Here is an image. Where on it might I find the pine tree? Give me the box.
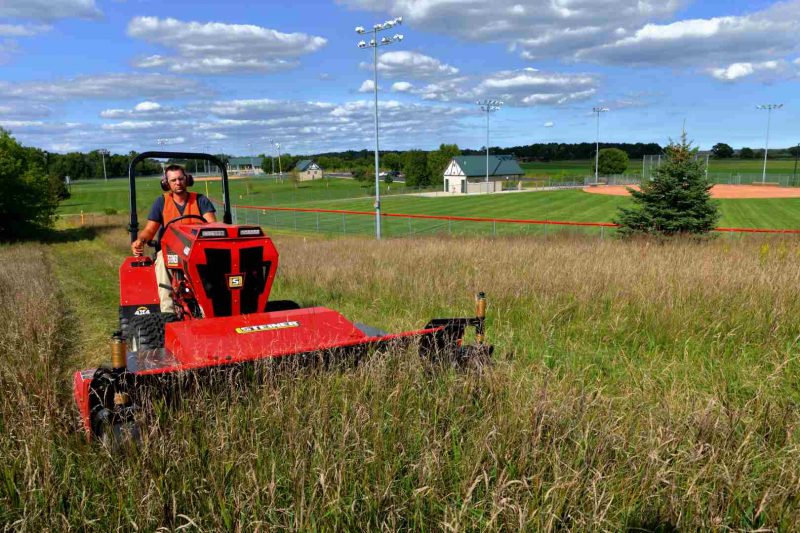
[615,132,719,237]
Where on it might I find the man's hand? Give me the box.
[131,238,145,256]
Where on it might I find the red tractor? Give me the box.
[73,152,491,439]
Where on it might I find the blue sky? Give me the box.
[0,0,798,155]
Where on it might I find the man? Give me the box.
[131,164,216,313]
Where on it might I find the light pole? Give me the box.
[269,139,282,180]
[756,104,783,183]
[476,100,503,189]
[248,142,255,175]
[156,138,169,173]
[592,107,609,184]
[98,148,109,181]
[357,17,404,241]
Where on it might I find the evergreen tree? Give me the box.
[615,133,718,237]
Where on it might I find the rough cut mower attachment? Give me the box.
[72,151,493,439]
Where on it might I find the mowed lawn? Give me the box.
[59,176,800,231]
[291,189,800,230]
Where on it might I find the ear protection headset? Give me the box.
[160,168,194,191]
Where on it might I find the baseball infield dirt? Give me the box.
[583,184,800,199]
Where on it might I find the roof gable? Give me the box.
[450,155,523,177]
[295,159,315,171]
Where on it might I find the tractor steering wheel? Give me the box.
[162,214,208,233]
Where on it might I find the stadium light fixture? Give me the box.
[592,107,609,184]
[476,99,504,188]
[756,104,783,183]
[355,16,405,240]
[156,138,169,172]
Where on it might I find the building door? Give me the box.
[444,178,449,192]
[461,180,466,193]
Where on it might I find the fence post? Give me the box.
[408,217,412,236]
[492,220,496,237]
[294,210,297,231]
[342,213,346,234]
[448,218,451,235]
[316,212,320,232]
[601,226,604,239]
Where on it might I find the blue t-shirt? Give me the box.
[148,194,216,244]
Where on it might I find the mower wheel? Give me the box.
[128,312,179,351]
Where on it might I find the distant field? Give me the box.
[58,176,413,216]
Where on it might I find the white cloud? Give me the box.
[391,81,413,92]
[100,101,188,119]
[339,0,683,61]
[358,79,376,92]
[0,103,51,118]
[710,61,781,81]
[134,101,161,112]
[0,24,52,37]
[0,73,204,102]
[127,16,327,74]
[367,51,459,80]
[0,0,101,20]
[543,121,554,128]
[411,68,598,107]
[576,1,800,73]
[37,97,468,154]
[340,0,800,82]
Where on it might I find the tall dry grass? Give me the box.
[1,230,799,530]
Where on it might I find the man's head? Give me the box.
[161,164,194,193]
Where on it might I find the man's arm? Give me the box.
[203,212,217,223]
[131,220,161,256]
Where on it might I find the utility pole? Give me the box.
[756,104,783,183]
[476,100,503,191]
[793,142,799,185]
[99,148,109,181]
[592,107,609,184]
[357,17,404,240]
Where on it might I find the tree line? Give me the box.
[710,143,800,159]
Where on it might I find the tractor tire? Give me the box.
[128,313,179,351]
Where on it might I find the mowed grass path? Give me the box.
[60,177,800,231]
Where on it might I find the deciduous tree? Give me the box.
[594,148,629,175]
[0,129,61,240]
[711,143,734,158]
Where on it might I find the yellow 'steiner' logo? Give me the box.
[236,321,300,334]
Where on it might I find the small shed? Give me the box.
[443,155,524,194]
[228,156,261,175]
[295,159,323,181]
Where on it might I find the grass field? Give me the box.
[59,176,800,235]
[2,223,800,529]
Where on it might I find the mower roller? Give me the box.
[73,152,492,439]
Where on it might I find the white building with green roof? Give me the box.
[294,159,323,181]
[443,155,524,194]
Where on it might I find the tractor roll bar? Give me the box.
[127,151,233,243]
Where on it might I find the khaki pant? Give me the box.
[154,251,175,314]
